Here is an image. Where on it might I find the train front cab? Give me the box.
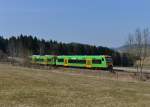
[104,55,113,72]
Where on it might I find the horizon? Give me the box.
[0,0,150,48]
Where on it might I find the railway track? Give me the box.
[21,62,150,75]
[113,67,150,74]
[1,61,150,76]
[30,64,150,76]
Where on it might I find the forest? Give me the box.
[0,34,134,66]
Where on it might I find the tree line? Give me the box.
[0,34,134,66]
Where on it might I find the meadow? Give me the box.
[0,64,150,107]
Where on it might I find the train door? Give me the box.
[44,57,48,65]
[32,57,36,64]
[64,59,68,66]
[86,59,92,68]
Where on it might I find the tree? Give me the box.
[127,28,149,80]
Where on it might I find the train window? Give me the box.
[36,58,45,62]
[102,58,104,61]
[106,58,112,62]
[68,60,75,63]
[92,60,101,64]
[57,59,64,62]
[77,60,86,64]
[47,59,51,62]
[39,59,44,62]
[68,59,86,64]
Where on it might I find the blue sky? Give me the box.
[0,0,150,47]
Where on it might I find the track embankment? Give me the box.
[114,67,150,74]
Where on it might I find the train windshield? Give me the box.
[105,57,113,63]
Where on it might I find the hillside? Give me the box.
[0,64,150,107]
[117,44,150,67]
[116,44,150,53]
[115,45,129,52]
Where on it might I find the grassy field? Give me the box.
[0,64,150,107]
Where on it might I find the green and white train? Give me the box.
[31,55,113,70]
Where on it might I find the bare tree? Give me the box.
[7,37,17,64]
[139,28,149,78]
[127,28,149,80]
[39,40,45,55]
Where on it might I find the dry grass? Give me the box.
[0,64,150,107]
[135,56,150,68]
[143,57,150,68]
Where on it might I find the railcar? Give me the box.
[45,55,57,65]
[31,55,113,70]
[56,55,113,69]
[31,55,40,64]
[31,55,56,65]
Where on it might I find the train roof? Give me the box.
[57,55,110,58]
[32,55,112,58]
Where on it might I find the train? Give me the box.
[31,55,113,71]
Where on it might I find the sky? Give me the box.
[0,0,150,48]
